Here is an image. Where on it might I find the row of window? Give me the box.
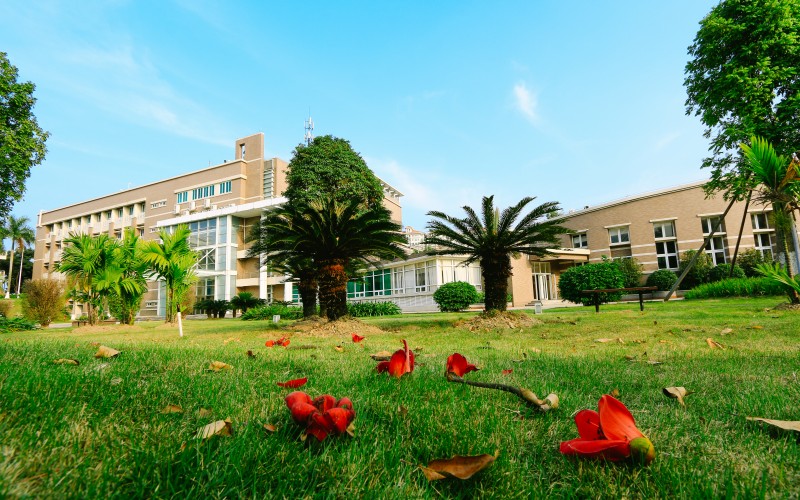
[571,214,775,270]
[49,203,146,235]
[176,181,234,205]
[346,260,482,299]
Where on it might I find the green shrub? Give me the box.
[736,249,767,277]
[240,304,304,321]
[678,250,713,288]
[21,279,65,327]
[473,291,511,304]
[433,281,480,312]
[0,316,40,333]
[558,262,625,306]
[684,277,786,299]
[0,300,12,318]
[613,257,643,288]
[347,301,401,317]
[646,269,678,291]
[708,264,746,282]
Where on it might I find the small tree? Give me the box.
[433,282,480,312]
[140,226,197,323]
[613,257,643,288]
[558,262,625,306]
[737,249,767,278]
[21,278,64,327]
[678,250,713,289]
[646,269,678,291]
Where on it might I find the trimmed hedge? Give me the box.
[684,277,786,299]
[646,269,678,291]
[433,281,480,312]
[558,262,625,306]
[240,304,304,320]
[347,301,401,317]
[708,264,746,282]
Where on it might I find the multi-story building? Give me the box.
[402,226,427,250]
[33,133,404,318]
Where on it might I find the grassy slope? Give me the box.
[0,298,798,498]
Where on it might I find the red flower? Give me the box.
[266,337,290,347]
[277,377,308,388]
[376,339,415,377]
[446,353,479,377]
[285,391,355,441]
[352,333,365,343]
[560,394,655,464]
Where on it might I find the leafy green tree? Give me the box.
[3,215,34,298]
[558,262,625,306]
[0,52,49,221]
[284,135,384,210]
[96,229,148,325]
[141,226,197,323]
[613,257,643,288]
[737,248,768,277]
[57,233,116,324]
[678,250,714,289]
[229,291,263,317]
[684,0,800,202]
[426,195,569,312]
[21,278,64,327]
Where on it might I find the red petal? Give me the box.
[312,394,337,412]
[277,377,308,388]
[407,347,415,373]
[288,402,318,424]
[285,391,312,409]
[598,395,644,442]
[323,407,354,434]
[387,348,408,377]
[502,369,513,375]
[265,340,274,347]
[446,353,477,377]
[376,361,389,373]
[306,413,330,441]
[352,334,365,343]
[559,438,630,461]
[280,339,290,347]
[336,397,353,410]
[574,409,602,441]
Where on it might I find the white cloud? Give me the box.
[654,131,682,151]
[513,82,538,123]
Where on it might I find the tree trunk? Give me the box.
[16,245,25,295]
[297,278,318,319]
[5,243,14,299]
[481,254,512,312]
[773,204,799,304]
[318,259,348,321]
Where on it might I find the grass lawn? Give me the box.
[1,297,798,498]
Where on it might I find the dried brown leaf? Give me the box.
[223,337,241,344]
[53,358,80,365]
[263,423,277,433]
[370,350,392,361]
[749,325,764,330]
[334,345,344,353]
[705,338,724,350]
[421,451,499,481]
[195,419,232,439]
[198,407,213,417]
[161,404,184,414]
[720,328,733,335]
[595,338,612,343]
[610,388,620,398]
[94,346,120,358]
[208,361,232,371]
[662,386,692,407]
[646,360,663,365]
[746,417,800,432]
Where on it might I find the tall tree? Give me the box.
[140,226,197,324]
[57,233,116,324]
[426,196,569,312]
[0,52,49,221]
[3,215,34,298]
[684,0,800,202]
[95,229,149,324]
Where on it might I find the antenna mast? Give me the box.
[304,111,314,146]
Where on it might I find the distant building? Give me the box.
[402,226,427,249]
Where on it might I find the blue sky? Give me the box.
[1,0,718,238]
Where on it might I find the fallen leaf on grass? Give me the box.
[659,340,669,344]
[198,408,213,417]
[263,423,277,433]
[161,404,184,414]
[646,360,663,365]
[624,355,637,361]
[351,334,364,343]
[334,345,344,352]
[421,451,499,481]
[502,369,513,375]
[370,351,392,361]
[53,358,80,365]
[277,377,308,388]
[110,377,122,385]
[705,338,724,350]
[749,325,764,330]
[663,387,693,407]
[746,417,800,433]
[223,337,240,344]
[196,419,232,439]
[94,346,120,358]
[246,350,256,358]
[610,388,620,398]
[595,338,624,344]
[720,328,733,335]
[208,361,232,371]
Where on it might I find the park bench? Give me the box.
[581,286,658,313]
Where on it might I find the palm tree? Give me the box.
[740,136,800,303]
[254,199,406,321]
[426,195,570,312]
[57,233,116,324]
[229,291,262,317]
[95,229,149,324]
[4,215,34,298]
[140,225,197,323]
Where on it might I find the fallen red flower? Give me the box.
[285,391,355,441]
[266,337,290,347]
[277,377,308,388]
[446,353,479,377]
[559,394,655,464]
[376,339,415,377]
[352,333,365,343]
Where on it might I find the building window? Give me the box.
[240,144,246,159]
[177,192,188,203]
[754,233,774,260]
[701,217,727,265]
[572,233,588,248]
[117,208,123,218]
[219,180,232,194]
[751,212,775,259]
[415,263,428,292]
[608,226,629,245]
[653,221,678,270]
[128,205,134,216]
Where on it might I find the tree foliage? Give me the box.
[21,278,64,327]
[433,281,480,312]
[558,262,625,306]
[426,195,569,312]
[3,215,34,298]
[0,52,49,220]
[684,0,800,201]
[140,226,197,324]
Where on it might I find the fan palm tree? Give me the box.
[426,195,569,312]
[253,199,406,321]
[3,215,34,298]
[229,291,263,317]
[95,229,149,324]
[57,233,116,324]
[140,225,197,323]
[740,136,800,303]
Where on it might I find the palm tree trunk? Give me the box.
[298,277,318,318]
[5,243,14,299]
[318,259,348,320]
[16,245,25,295]
[481,255,512,312]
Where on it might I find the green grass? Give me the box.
[1,298,798,498]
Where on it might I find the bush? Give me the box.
[736,249,767,277]
[684,277,786,299]
[0,300,12,318]
[21,279,65,327]
[433,281,480,312]
[240,304,304,321]
[708,264,746,282]
[473,291,511,304]
[613,257,643,288]
[347,301,401,317]
[646,269,678,291]
[678,250,713,289]
[0,316,40,333]
[558,262,625,306]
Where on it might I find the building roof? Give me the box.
[564,179,708,218]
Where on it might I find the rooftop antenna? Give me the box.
[304,110,314,146]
